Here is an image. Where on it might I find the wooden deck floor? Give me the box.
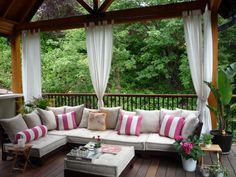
[1,145,236,177]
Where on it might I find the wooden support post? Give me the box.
[208,12,218,129]
[11,33,22,93]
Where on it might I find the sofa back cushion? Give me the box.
[159,114,184,139]
[0,114,28,143]
[160,108,182,124]
[136,109,160,133]
[23,111,42,128]
[37,109,57,130]
[56,111,77,130]
[115,110,136,130]
[65,104,84,126]
[87,112,107,131]
[181,113,199,139]
[15,125,47,143]
[118,114,142,136]
[100,107,120,129]
[47,106,66,115]
[79,108,98,128]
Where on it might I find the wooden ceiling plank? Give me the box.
[76,0,94,14]
[0,17,17,35]
[15,1,206,32]
[20,0,38,23]
[98,0,114,12]
[209,0,222,12]
[93,0,100,12]
[2,0,17,18]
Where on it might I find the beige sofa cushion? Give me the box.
[115,110,136,130]
[176,108,199,118]
[181,113,199,139]
[47,106,66,115]
[102,130,149,150]
[136,109,160,133]
[145,133,176,152]
[79,108,98,128]
[88,112,106,131]
[23,111,42,128]
[37,109,57,130]
[160,108,182,124]
[100,107,120,129]
[0,114,28,143]
[66,104,84,126]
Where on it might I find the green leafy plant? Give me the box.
[204,62,236,135]
[93,135,101,148]
[201,133,213,145]
[209,162,229,177]
[174,135,204,160]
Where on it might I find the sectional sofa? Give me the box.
[0,105,202,161]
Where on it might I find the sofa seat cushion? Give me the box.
[145,133,176,152]
[48,129,76,136]
[65,128,113,144]
[29,134,67,157]
[102,131,149,150]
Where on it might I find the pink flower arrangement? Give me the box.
[174,135,204,160]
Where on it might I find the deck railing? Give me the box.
[43,93,198,111]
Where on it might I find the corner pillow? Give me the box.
[65,104,84,126]
[115,109,136,130]
[79,108,98,128]
[15,125,47,143]
[23,111,42,128]
[136,109,160,133]
[87,112,106,131]
[56,111,77,130]
[100,107,120,129]
[176,108,199,118]
[159,114,185,139]
[160,108,182,124]
[181,113,199,139]
[0,114,28,143]
[37,108,57,130]
[118,114,142,136]
[47,106,66,116]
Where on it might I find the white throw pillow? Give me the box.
[136,109,160,133]
[23,111,42,128]
[176,108,199,118]
[47,106,66,115]
[100,107,121,129]
[37,108,57,130]
[181,113,199,139]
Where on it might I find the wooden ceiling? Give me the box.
[0,0,220,37]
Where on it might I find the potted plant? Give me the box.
[204,62,236,154]
[201,166,210,177]
[93,135,101,153]
[174,135,204,172]
[209,162,229,177]
[201,133,213,148]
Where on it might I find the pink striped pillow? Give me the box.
[159,114,185,139]
[56,111,77,130]
[118,114,142,136]
[15,125,47,143]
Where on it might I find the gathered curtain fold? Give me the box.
[22,31,42,103]
[85,23,113,109]
[183,8,213,133]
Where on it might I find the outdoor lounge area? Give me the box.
[0,0,236,177]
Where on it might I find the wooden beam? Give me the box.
[2,0,17,18]
[11,33,22,93]
[209,0,222,13]
[93,0,100,12]
[98,0,113,13]
[15,1,206,32]
[76,0,94,14]
[0,17,17,36]
[208,12,218,129]
[24,0,44,22]
[20,0,38,23]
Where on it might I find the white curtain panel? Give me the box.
[22,31,42,103]
[183,9,213,133]
[86,23,113,109]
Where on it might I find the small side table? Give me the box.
[200,144,222,167]
[8,144,32,173]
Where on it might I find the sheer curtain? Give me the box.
[22,31,42,103]
[183,9,213,133]
[86,22,113,109]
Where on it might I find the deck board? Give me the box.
[0,145,236,177]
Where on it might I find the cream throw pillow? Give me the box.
[79,108,98,128]
[181,113,199,139]
[23,111,42,128]
[87,112,106,131]
[37,108,57,130]
[100,107,120,129]
[66,104,84,126]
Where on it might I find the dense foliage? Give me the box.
[0,0,235,94]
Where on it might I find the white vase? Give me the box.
[205,144,211,148]
[181,156,197,172]
[216,172,224,177]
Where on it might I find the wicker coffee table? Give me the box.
[64,144,135,177]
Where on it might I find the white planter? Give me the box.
[216,172,224,177]
[181,156,197,172]
[17,139,25,148]
[204,144,211,148]
[201,167,210,177]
